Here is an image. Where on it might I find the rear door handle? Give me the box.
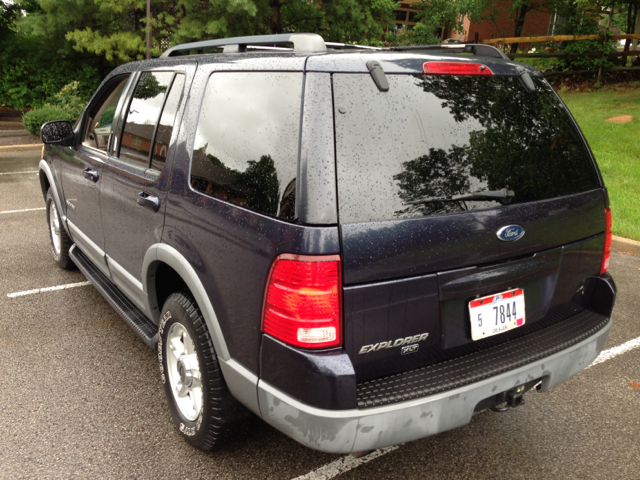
[83,168,99,182]
[137,191,160,212]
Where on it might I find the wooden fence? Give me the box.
[479,33,640,79]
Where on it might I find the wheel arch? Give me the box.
[39,160,65,222]
[142,243,230,361]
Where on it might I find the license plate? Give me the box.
[469,289,525,341]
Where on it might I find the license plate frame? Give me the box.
[468,288,525,341]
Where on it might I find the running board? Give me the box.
[69,244,158,349]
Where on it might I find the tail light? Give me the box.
[262,254,342,349]
[600,207,612,275]
[423,62,493,76]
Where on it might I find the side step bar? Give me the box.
[69,244,158,349]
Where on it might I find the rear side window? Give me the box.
[334,74,600,224]
[190,72,302,220]
[119,71,185,170]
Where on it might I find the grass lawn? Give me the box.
[559,88,640,241]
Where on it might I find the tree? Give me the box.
[403,0,485,44]
[1,1,19,42]
[52,0,398,62]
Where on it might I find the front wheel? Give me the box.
[46,189,74,270]
[158,292,249,450]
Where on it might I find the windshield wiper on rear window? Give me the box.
[403,188,515,206]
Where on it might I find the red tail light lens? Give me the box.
[600,207,612,275]
[262,254,342,349]
[423,62,493,76]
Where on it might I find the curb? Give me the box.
[611,235,640,252]
[0,129,29,138]
[0,144,43,152]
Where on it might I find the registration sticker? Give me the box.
[469,289,525,341]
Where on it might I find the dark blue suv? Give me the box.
[38,33,616,453]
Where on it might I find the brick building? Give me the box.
[393,0,555,47]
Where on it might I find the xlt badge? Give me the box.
[358,333,429,354]
[401,344,419,355]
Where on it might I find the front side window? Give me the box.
[119,71,185,170]
[83,77,128,151]
[190,72,302,220]
[151,74,185,171]
[119,71,173,167]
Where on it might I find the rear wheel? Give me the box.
[158,291,249,450]
[46,189,74,270]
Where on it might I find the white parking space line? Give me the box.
[0,170,39,175]
[587,335,640,368]
[0,207,46,214]
[7,281,91,298]
[295,332,640,480]
[293,446,399,480]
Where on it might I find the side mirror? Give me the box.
[40,120,75,146]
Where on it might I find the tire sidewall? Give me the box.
[158,295,210,446]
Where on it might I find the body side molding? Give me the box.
[67,219,111,277]
[105,254,150,317]
[218,358,261,417]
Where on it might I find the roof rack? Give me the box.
[325,42,383,51]
[161,33,326,57]
[392,43,510,60]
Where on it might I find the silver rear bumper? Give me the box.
[257,319,611,453]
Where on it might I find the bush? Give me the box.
[517,47,564,72]
[46,81,88,119]
[23,106,75,137]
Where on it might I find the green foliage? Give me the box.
[36,0,397,61]
[45,81,89,119]
[1,1,19,42]
[554,7,617,71]
[516,51,564,72]
[23,105,75,136]
[0,33,103,110]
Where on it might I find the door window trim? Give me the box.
[79,74,133,157]
[115,70,184,170]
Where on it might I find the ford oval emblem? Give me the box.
[497,225,525,242]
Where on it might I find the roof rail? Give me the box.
[325,42,383,51]
[391,43,510,60]
[161,33,326,57]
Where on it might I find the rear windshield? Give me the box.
[334,73,600,224]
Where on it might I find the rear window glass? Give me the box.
[190,72,302,220]
[334,74,600,224]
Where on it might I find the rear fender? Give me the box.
[141,243,262,417]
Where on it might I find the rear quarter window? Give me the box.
[190,72,302,220]
[333,73,601,224]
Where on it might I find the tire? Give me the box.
[46,189,75,270]
[158,291,249,450]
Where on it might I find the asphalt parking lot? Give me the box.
[1,149,639,479]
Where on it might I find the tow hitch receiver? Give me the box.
[506,385,526,408]
[484,379,541,413]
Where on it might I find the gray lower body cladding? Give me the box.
[256,318,611,454]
